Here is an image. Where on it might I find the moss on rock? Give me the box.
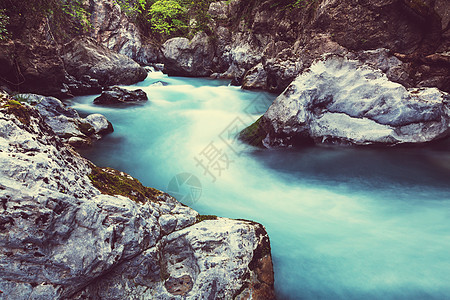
[2,98,33,125]
[239,116,267,147]
[88,166,164,204]
[195,215,218,223]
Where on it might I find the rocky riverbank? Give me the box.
[0,95,275,299]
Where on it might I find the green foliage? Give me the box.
[0,0,90,40]
[0,8,9,41]
[291,0,316,8]
[115,0,148,17]
[149,0,188,37]
[114,0,214,40]
[7,99,22,106]
[61,0,91,32]
[12,94,29,103]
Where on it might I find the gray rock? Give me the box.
[158,214,177,235]
[72,219,275,300]
[85,114,114,135]
[0,40,67,98]
[68,136,92,148]
[205,0,450,93]
[34,95,79,119]
[31,94,113,146]
[242,63,267,90]
[252,55,450,147]
[64,74,103,96]
[62,37,147,86]
[0,98,275,299]
[88,0,159,64]
[162,32,215,77]
[93,86,148,105]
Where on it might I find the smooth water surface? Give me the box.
[71,72,450,300]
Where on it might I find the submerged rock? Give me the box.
[242,55,450,147]
[93,86,148,105]
[150,81,169,87]
[0,96,274,299]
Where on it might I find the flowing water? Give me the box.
[71,72,450,300]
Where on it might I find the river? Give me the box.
[70,71,450,300]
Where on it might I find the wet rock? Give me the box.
[162,32,215,77]
[85,114,114,135]
[28,94,113,146]
[68,136,92,148]
[93,86,148,105]
[244,55,450,147]
[64,74,103,96]
[62,37,147,86]
[150,81,169,87]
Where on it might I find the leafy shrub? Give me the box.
[0,0,90,40]
[114,0,214,40]
[149,0,188,37]
[0,8,8,41]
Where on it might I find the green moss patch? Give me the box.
[2,99,33,125]
[195,215,218,223]
[88,166,163,204]
[239,116,267,147]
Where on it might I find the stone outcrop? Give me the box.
[161,32,215,77]
[0,40,67,97]
[15,94,113,148]
[205,0,450,93]
[93,86,148,105]
[88,0,159,64]
[241,55,450,147]
[62,37,147,87]
[0,97,274,299]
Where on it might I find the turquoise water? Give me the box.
[71,72,450,300]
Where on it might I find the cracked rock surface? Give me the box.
[0,98,274,299]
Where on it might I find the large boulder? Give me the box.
[62,37,147,86]
[162,32,215,77]
[0,97,275,299]
[93,86,148,105]
[241,55,450,147]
